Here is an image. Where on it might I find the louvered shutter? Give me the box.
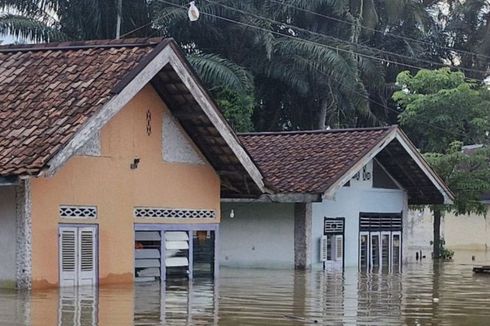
[78,227,97,286]
[59,225,97,287]
[59,227,78,287]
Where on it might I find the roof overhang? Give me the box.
[222,193,322,203]
[323,127,454,205]
[39,39,265,197]
[0,176,18,186]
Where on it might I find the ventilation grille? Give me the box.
[134,207,216,219]
[360,214,402,231]
[60,206,97,218]
[324,218,344,234]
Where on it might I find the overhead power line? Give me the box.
[153,0,484,139]
[268,0,490,62]
[203,0,489,76]
[156,0,488,78]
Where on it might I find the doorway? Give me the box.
[358,213,402,273]
[59,225,98,287]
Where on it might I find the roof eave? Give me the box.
[321,127,454,205]
[38,39,265,194]
[322,126,399,201]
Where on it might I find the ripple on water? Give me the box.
[1,252,490,325]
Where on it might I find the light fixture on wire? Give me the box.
[188,1,200,22]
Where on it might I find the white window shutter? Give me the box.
[59,227,78,287]
[335,235,343,261]
[78,227,97,286]
[59,225,97,287]
[320,236,328,262]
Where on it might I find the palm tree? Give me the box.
[0,0,151,41]
[0,0,254,102]
[152,0,440,130]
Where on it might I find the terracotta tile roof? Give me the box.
[0,37,166,176]
[239,127,393,193]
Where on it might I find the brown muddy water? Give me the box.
[1,251,490,326]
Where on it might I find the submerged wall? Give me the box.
[29,85,221,289]
[0,186,17,287]
[311,187,406,268]
[407,205,490,254]
[220,203,295,269]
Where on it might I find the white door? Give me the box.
[391,232,402,273]
[381,232,391,273]
[369,232,381,273]
[359,232,370,272]
[334,235,343,270]
[59,225,97,287]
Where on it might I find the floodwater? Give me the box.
[1,251,490,326]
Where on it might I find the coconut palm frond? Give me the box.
[187,53,254,94]
[0,14,66,42]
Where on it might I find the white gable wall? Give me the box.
[311,159,408,268]
[162,108,207,165]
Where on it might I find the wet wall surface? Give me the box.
[1,251,490,325]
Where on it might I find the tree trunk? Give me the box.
[318,98,328,130]
[433,208,442,259]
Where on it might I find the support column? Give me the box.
[294,202,312,270]
[16,179,32,289]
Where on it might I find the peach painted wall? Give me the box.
[29,85,221,289]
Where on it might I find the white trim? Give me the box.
[323,128,454,204]
[394,131,453,204]
[41,46,173,177]
[323,128,398,200]
[166,50,265,192]
[40,41,265,194]
[373,158,406,192]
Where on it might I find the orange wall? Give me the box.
[30,85,220,289]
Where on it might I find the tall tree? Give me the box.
[393,68,490,258]
[151,0,444,131]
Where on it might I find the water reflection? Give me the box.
[1,252,490,325]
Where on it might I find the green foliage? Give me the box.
[214,89,255,132]
[431,238,455,260]
[393,68,490,153]
[187,53,254,94]
[0,0,151,41]
[0,13,66,42]
[424,142,490,216]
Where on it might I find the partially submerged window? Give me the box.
[134,226,218,282]
[358,213,402,273]
[135,231,162,282]
[321,218,344,271]
[192,230,215,278]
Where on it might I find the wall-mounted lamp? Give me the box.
[130,158,140,170]
[229,209,235,219]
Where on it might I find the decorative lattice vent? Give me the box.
[60,206,97,218]
[134,207,216,219]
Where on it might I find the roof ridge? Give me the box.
[238,125,396,137]
[0,37,167,53]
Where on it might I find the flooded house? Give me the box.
[0,38,265,289]
[221,127,454,272]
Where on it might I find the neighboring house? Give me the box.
[221,127,454,272]
[0,38,265,289]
